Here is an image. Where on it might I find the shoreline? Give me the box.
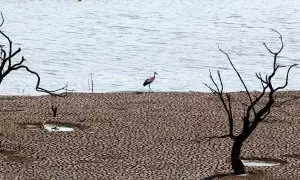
[0,89,299,96]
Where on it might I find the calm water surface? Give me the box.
[0,0,300,95]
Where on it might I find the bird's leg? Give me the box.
[150,84,153,93]
[148,84,151,93]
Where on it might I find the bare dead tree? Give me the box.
[0,12,66,96]
[204,29,297,175]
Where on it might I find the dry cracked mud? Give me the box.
[0,91,299,179]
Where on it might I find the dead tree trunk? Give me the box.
[231,139,245,174]
[204,29,297,174]
[0,12,66,96]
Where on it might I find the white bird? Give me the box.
[143,72,158,92]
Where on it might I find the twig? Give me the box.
[91,73,94,93]
[0,12,4,27]
[88,78,90,93]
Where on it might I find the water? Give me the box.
[0,0,300,95]
[43,124,75,132]
[242,159,282,167]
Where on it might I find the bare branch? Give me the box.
[88,78,90,92]
[217,70,223,93]
[4,47,21,62]
[11,56,25,68]
[263,42,275,55]
[274,63,298,92]
[263,29,284,72]
[91,73,94,93]
[203,83,217,94]
[271,29,284,55]
[209,69,220,93]
[10,65,67,96]
[218,45,256,115]
[0,12,3,27]
[205,69,235,140]
[0,46,6,60]
[256,73,268,85]
[263,29,283,55]
[0,13,67,96]
[0,31,13,68]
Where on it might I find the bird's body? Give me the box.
[143,76,155,86]
[143,72,157,92]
